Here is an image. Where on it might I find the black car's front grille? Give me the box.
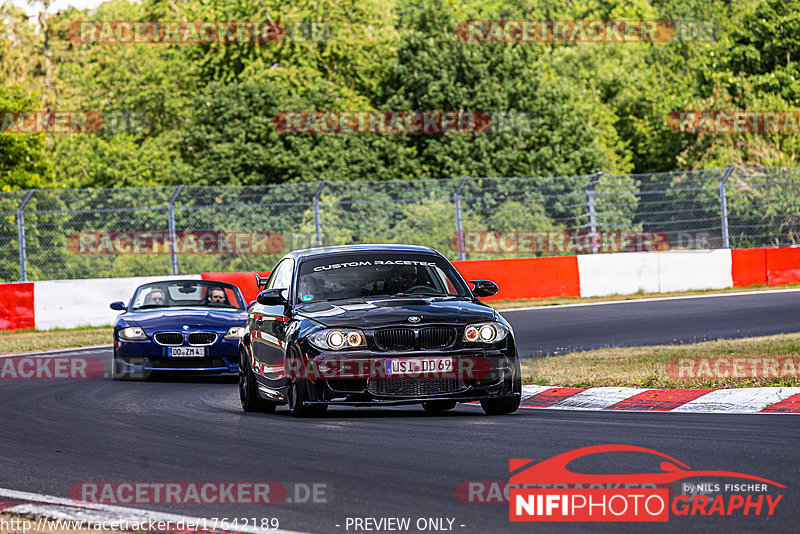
[374,329,415,350]
[374,327,457,351]
[368,377,467,397]
[154,332,184,346]
[420,327,457,349]
[188,332,217,345]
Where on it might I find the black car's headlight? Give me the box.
[119,326,147,340]
[308,329,367,350]
[463,322,509,343]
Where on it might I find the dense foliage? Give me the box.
[1,0,799,280]
[2,0,798,190]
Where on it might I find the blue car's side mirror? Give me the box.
[110,301,126,311]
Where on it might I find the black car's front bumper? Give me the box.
[296,347,519,404]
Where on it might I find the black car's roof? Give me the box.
[285,244,441,262]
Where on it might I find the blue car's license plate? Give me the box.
[169,347,206,357]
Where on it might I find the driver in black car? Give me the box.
[390,265,423,294]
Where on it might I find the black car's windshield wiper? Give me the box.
[391,292,447,297]
[132,304,168,310]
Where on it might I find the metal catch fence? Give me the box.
[1,165,798,282]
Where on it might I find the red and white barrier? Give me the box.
[518,385,800,413]
[0,247,798,331]
[33,275,201,330]
[577,249,733,297]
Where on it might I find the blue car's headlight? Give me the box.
[119,326,146,340]
[463,322,509,343]
[224,327,244,340]
[308,329,367,350]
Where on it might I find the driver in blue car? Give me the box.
[207,287,228,305]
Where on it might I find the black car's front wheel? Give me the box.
[286,346,327,418]
[239,349,276,413]
[480,358,522,415]
[422,400,457,413]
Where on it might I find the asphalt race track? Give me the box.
[2,291,799,533]
[505,289,800,357]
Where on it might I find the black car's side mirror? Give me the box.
[469,280,499,297]
[110,301,126,311]
[255,273,268,289]
[256,288,287,306]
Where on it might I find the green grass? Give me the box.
[521,332,800,388]
[0,326,112,354]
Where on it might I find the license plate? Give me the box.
[385,357,453,376]
[169,347,206,357]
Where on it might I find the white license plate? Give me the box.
[385,357,453,375]
[169,347,206,357]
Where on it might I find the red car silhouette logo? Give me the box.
[510,444,785,487]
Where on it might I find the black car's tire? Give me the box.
[480,358,522,415]
[239,349,276,413]
[480,395,520,415]
[422,400,457,413]
[286,347,327,418]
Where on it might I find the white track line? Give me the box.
[0,487,309,534]
[500,287,800,312]
[671,387,800,414]
[547,387,650,410]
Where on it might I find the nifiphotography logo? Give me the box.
[508,445,785,522]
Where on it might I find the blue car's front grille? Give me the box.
[154,332,184,345]
[188,332,217,345]
[147,357,228,369]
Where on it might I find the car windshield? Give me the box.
[296,253,471,304]
[130,281,245,310]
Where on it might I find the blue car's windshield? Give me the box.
[130,281,245,310]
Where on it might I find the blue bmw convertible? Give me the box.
[110,280,248,379]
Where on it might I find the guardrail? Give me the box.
[2,247,798,331]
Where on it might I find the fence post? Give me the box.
[454,177,470,261]
[585,170,602,254]
[313,181,327,247]
[719,165,735,249]
[16,189,35,282]
[168,185,184,275]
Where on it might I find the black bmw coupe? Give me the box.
[238,244,521,417]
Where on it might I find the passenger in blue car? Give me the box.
[144,289,165,306]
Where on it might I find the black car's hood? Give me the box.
[123,307,247,330]
[294,298,495,328]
